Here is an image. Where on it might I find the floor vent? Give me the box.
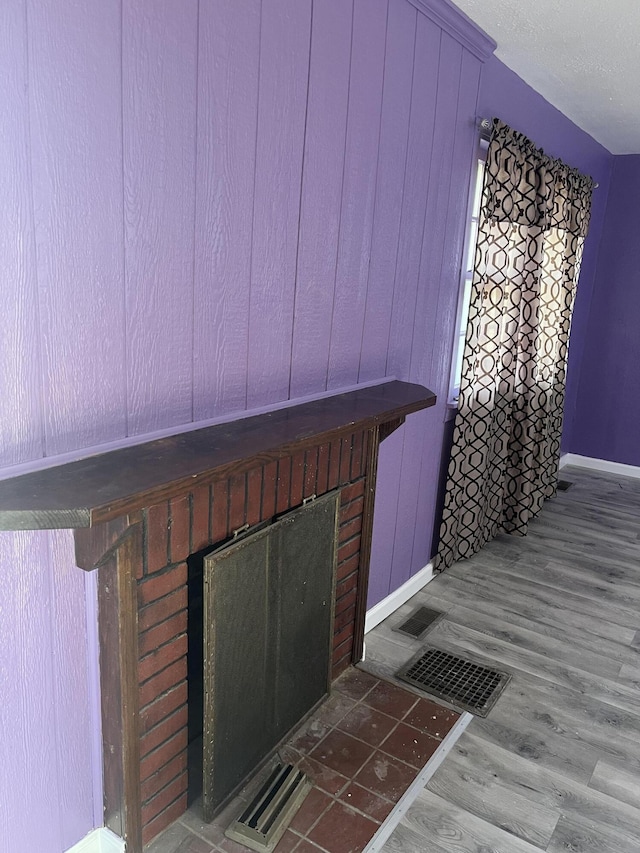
[393,606,443,639]
[396,647,511,717]
[557,479,573,491]
[225,764,312,853]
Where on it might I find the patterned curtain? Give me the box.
[435,118,594,572]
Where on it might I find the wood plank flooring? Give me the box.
[363,466,640,852]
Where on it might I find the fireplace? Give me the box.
[132,433,370,842]
[0,381,435,852]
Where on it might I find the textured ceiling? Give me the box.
[450,0,640,155]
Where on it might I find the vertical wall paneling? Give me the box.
[246,0,312,408]
[326,0,389,390]
[410,34,465,390]
[288,0,353,399]
[27,0,126,455]
[193,0,260,419]
[386,16,441,381]
[123,0,198,435]
[389,34,464,592]
[0,533,62,853]
[358,1,416,383]
[368,15,441,601]
[0,0,43,468]
[50,531,94,848]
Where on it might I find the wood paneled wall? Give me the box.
[0,0,489,848]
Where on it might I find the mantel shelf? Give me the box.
[0,381,436,531]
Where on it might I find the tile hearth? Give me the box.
[146,667,460,853]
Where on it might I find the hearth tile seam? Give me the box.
[228,704,457,852]
[363,711,474,853]
[295,682,460,798]
[164,677,459,853]
[307,701,442,782]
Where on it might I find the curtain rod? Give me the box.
[476,117,598,188]
[478,117,492,140]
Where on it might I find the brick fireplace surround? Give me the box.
[0,381,435,852]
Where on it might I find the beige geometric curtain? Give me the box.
[435,118,594,572]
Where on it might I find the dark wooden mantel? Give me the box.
[0,380,435,533]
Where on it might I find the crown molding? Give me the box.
[405,0,496,61]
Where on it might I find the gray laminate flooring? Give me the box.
[362,466,640,852]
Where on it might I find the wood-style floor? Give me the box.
[363,466,640,852]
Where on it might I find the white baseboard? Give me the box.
[65,828,125,853]
[365,562,434,634]
[560,453,640,480]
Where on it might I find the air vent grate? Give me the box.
[393,606,443,639]
[225,764,312,853]
[396,647,510,717]
[557,479,573,491]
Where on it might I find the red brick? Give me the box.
[332,654,352,680]
[290,450,305,506]
[140,682,188,733]
[337,536,360,564]
[246,467,263,528]
[138,587,187,633]
[333,623,354,650]
[142,771,188,829]
[140,706,189,758]
[138,563,187,607]
[340,495,364,524]
[316,443,330,495]
[340,480,365,505]
[169,495,191,563]
[146,502,170,574]
[339,514,362,542]
[334,602,356,634]
[327,440,341,490]
[139,657,187,708]
[261,461,278,520]
[276,457,292,514]
[229,473,247,533]
[140,728,188,781]
[335,572,357,601]
[339,436,352,485]
[142,792,187,847]
[337,552,360,581]
[335,588,357,617]
[212,478,229,543]
[304,447,318,497]
[139,610,187,658]
[139,633,188,684]
[333,635,353,666]
[191,484,211,551]
[140,751,187,804]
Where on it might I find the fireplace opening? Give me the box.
[185,493,339,820]
[186,543,207,805]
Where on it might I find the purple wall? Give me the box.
[570,155,640,464]
[477,57,613,456]
[0,0,495,848]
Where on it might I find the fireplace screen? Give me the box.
[202,491,339,820]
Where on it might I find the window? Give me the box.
[449,141,487,404]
